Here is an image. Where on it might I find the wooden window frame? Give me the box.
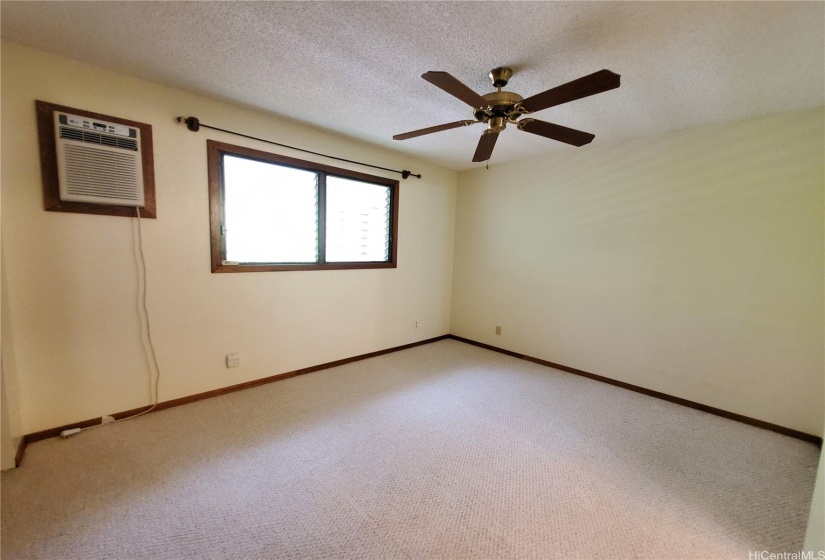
[207,140,399,273]
[35,100,156,218]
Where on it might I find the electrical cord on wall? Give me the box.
[60,207,162,438]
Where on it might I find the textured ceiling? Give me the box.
[2,1,824,171]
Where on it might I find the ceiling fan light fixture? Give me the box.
[488,116,507,133]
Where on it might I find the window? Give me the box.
[207,141,398,272]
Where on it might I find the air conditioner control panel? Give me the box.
[59,113,134,138]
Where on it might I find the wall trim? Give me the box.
[448,334,822,446]
[14,437,27,468]
[14,332,820,467]
[14,335,449,466]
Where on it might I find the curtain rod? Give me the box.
[176,116,422,180]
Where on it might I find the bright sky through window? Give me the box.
[223,155,318,263]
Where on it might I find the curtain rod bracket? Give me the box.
[176,115,421,180]
[176,116,200,132]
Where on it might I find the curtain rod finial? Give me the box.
[177,116,200,132]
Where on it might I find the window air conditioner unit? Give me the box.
[54,112,145,207]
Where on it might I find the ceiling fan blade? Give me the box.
[520,69,620,113]
[472,131,499,162]
[518,119,595,147]
[422,71,489,108]
[393,120,477,141]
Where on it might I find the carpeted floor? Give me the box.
[1,339,820,559]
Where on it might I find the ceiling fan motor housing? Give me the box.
[482,91,524,113]
[475,91,525,130]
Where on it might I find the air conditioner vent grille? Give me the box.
[63,144,142,203]
[54,111,145,207]
[59,126,138,151]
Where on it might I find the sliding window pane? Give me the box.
[325,177,391,263]
[223,155,319,263]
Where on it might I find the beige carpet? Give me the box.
[1,339,820,559]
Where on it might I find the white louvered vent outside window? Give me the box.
[326,176,391,263]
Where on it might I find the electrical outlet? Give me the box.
[226,353,240,368]
[415,321,418,329]
[495,326,502,335]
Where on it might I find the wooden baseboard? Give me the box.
[448,335,822,447]
[13,331,820,468]
[14,436,28,468]
[15,335,450,465]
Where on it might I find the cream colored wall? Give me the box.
[1,86,22,469]
[804,425,824,552]
[0,42,457,435]
[1,368,18,470]
[2,39,822,442]
[452,108,825,436]
[1,252,24,468]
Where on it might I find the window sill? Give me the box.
[212,262,398,273]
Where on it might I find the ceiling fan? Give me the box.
[393,67,620,162]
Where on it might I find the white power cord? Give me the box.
[61,207,162,438]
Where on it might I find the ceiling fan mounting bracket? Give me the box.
[516,118,534,130]
[473,108,488,121]
[513,103,530,115]
[488,67,513,88]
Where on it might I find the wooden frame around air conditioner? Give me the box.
[35,100,157,218]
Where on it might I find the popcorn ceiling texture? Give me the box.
[1,1,823,170]
[1,340,819,559]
